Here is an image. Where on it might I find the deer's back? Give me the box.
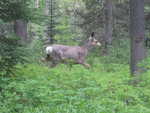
[46,44,88,60]
[63,46,87,59]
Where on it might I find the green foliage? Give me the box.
[0,0,32,22]
[0,35,27,76]
[27,38,44,62]
[76,0,103,35]
[138,57,150,70]
[0,0,150,113]
[0,62,150,113]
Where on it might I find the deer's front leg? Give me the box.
[79,62,90,69]
[82,62,90,69]
[77,59,90,69]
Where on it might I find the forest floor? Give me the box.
[1,61,150,113]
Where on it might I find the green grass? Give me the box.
[1,61,150,113]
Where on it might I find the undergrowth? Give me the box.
[0,61,150,113]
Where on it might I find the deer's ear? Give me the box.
[91,32,95,37]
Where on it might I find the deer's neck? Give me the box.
[82,43,92,51]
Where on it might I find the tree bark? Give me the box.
[103,0,113,55]
[130,0,146,76]
[45,0,50,15]
[14,20,28,42]
[35,0,40,8]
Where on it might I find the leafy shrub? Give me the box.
[1,63,150,113]
[0,34,27,76]
[26,38,44,63]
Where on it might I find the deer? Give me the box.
[41,32,101,68]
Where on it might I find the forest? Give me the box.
[0,0,150,113]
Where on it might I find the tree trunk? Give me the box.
[14,20,28,42]
[103,0,113,55]
[130,0,146,76]
[35,0,40,8]
[45,0,50,15]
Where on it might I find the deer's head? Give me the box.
[88,32,101,47]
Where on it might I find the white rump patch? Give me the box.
[46,46,53,54]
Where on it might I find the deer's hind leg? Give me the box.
[49,51,62,68]
[50,56,60,68]
[50,61,58,67]
[41,54,52,64]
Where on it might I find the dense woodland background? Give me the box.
[0,0,150,113]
